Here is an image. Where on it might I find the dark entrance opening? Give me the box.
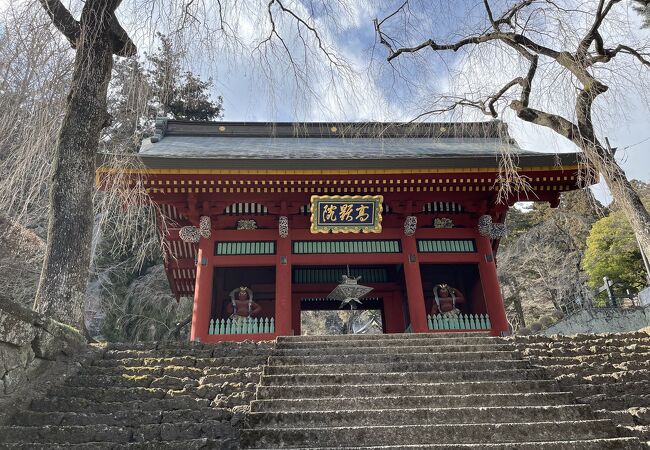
[419,264,487,316]
[211,266,276,321]
[292,264,407,335]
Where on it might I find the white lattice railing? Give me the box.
[208,317,275,335]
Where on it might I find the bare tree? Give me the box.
[34,0,136,328]
[27,0,356,330]
[374,0,650,260]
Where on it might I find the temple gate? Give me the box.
[97,120,584,342]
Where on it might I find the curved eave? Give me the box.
[97,152,581,174]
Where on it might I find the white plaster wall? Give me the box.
[543,307,650,336]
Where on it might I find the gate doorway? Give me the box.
[291,265,408,336]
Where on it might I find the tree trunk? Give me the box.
[34,4,116,329]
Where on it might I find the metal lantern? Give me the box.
[327,274,373,309]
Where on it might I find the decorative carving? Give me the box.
[328,274,373,309]
[150,117,168,143]
[434,217,454,228]
[179,215,211,243]
[237,219,258,230]
[179,226,200,243]
[403,216,417,236]
[199,216,211,239]
[478,215,507,239]
[279,216,289,238]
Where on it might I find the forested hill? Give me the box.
[498,183,650,333]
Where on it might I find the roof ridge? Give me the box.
[149,118,513,142]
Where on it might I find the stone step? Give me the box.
[516,340,650,350]
[276,336,503,349]
[103,340,273,352]
[240,420,620,448]
[260,368,546,386]
[0,425,133,444]
[250,392,577,412]
[263,359,530,375]
[580,394,650,411]
[1,438,235,449]
[102,347,272,360]
[246,405,595,428]
[268,350,517,367]
[91,355,269,369]
[256,379,561,400]
[273,343,515,357]
[30,395,211,413]
[46,386,169,402]
[595,409,638,426]
[536,364,650,379]
[527,353,650,367]
[0,421,232,444]
[11,407,230,427]
[80,365,207,378]
[621,425,650,442]
[278,332,491,343]
[65,374,201,390]
[564,381,650,398]
[302,438,643,449]
[521,347,650,358]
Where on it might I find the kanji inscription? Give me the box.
[310,195,383,234]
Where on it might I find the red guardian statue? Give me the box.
[226,286,262,319]
[431,283,465,315]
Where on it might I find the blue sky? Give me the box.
[173,0,649,204]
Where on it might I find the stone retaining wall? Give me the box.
[543,306,650,335]
[0,296,85,400]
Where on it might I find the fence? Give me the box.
[208,317,275,335]
[427,313,491,331]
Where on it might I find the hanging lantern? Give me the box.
[327,274,373,309]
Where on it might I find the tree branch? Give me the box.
[577,0,622,58]
[109,15,137,57]
[38,0,81,48]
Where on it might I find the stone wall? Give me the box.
[639,287,650,307]
[543,306,650,336]
[0,295,85,401]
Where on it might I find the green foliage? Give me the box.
[582,210,647,290]
[103,33,223,154]
[146,33,223,121]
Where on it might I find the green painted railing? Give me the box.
[208,317,275,335]
[294,267,389,284]
[215,241,276,256]
[417,239,476,253]
[292,240,401,254]
[427,313,491,330]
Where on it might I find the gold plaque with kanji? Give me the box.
[310,195,383,234]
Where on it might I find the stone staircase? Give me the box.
[0,340,273,449]
[1,332,649,448]
[240,332,643,449]
[515,332,650,446]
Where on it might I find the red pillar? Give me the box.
[190,238,214,342]
[476,235,509,336]
[383,292,405,333]
[275,235,293,336]
[291,294,302,336]
[401,235,429,333]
